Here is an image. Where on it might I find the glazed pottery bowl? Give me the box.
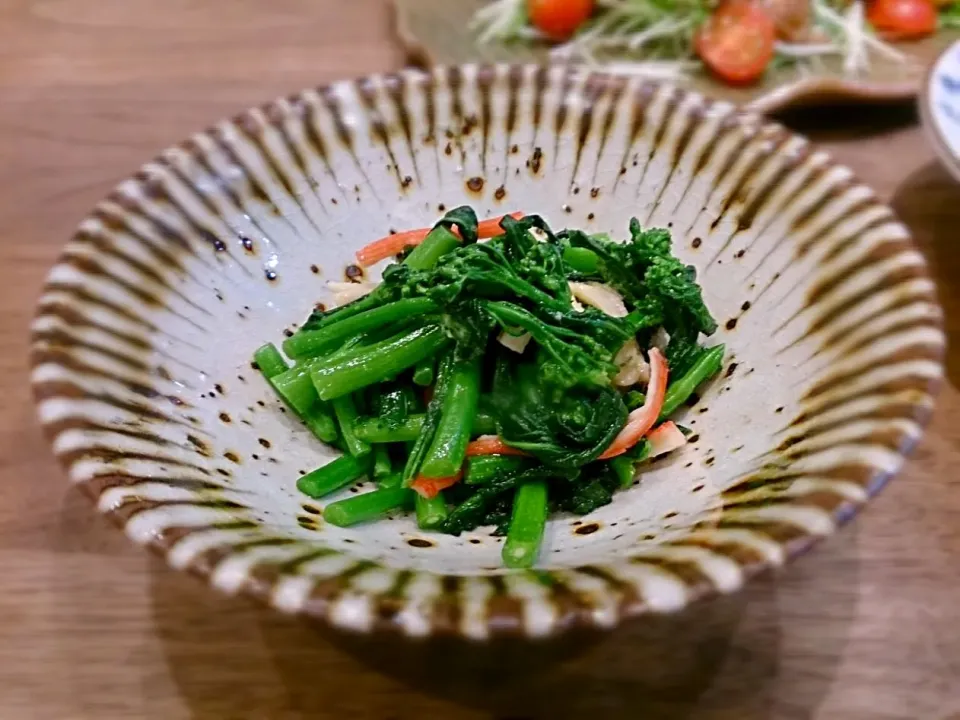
[31,65,943,639]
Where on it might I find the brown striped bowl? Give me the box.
[31,65,944,639]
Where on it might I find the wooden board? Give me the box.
[1,1,959,717]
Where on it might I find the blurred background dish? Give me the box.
[393,0,960,113]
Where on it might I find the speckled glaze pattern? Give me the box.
[31,65,943,639]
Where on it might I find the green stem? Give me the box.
[332,395,370,457]
[415,493,449,530]
[283,298,439,360]
[402,353,455,485]
[353,410,496,444]
[256,345,337,442]
[413,357,435,386]
[297,454,372,499]
[270,330,409,412]
[310,325,449,401]
[659,344,726,420]
[303,403,338,443]
[323,486,412,527]
[466,455,527,485]
[355,415,424,443]
[299,289,387,336]
[372,444,392,478]
[253,343,288,378]
[404,225,461,270]
[502,479,548,569]
[377,472,404,490]
[418,355,482,478]
[269,372,318,416]
[610,456,636,489]
[562,246,599,274]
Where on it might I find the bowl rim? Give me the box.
[31,63,945,639]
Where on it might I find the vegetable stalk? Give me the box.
[310,325,449,401]
[332,394,370,457]
[403,225,462,271]
[283,298,439,360]
[659,344,726,420]
[297,454,372,499]
[253,343,289,378]
[324,485,412,526]
[418,355,483,478]
[354,411,496,444]
[415,493,449,529]
[372,444,392,478]
[502,479,548,569]
[465,455,528,485]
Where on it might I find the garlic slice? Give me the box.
[614,339,650,387]
[498,331,532,354]
[328,280,378,307]
[568,281,629,318]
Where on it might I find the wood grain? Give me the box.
[0,2,958,718]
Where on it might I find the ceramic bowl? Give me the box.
[31,65,943,639]
[921,39,960,182]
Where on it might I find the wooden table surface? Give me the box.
[2,1,959,718]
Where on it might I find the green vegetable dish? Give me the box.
[254,207,725,569]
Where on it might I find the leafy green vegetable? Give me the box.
[484,301,616,389]
[491,358,627,469]
[564,220,716,336]
[664,322,706,377]
[551,461,622,515]
[441,300,495,361]
[563,220,716,374]
[266,209,720,568]
[434,205,480,246]
[442,464,577,536]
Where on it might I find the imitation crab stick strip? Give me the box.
[465,435,530,457]
[410,470,463,500]
[599,347,669,459]
[647,421,687,458]
[355,212,524,267]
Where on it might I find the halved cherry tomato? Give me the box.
[695,0,776,86]
[867,0,936,39]
[528,0,594,41]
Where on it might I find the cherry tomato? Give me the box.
[695,0,776,86]
[867,0,937,39]
[528,0,595,41]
